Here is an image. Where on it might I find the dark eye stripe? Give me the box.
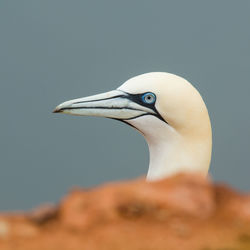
[120,91,168,124]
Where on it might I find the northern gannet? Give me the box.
[54,72,212,181]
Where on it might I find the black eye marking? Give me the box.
[120,91,168,124]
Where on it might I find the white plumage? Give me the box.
[54,72,212,181]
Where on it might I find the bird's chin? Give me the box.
[124,114,170,137]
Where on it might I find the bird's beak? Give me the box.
[53,90,154,120]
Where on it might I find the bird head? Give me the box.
[54,72,212,180]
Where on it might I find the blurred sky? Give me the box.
[0,0,250,210]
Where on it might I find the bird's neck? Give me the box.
[128,115,212,181]
[145,126,212,181]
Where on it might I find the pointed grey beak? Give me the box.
[53,90,154,120]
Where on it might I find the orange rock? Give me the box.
[0,174,250,250]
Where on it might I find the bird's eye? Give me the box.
[141,92,156,104]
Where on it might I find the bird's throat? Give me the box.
[146,130,211,181]
[126,115,212,181]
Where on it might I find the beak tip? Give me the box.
[53,107,62,113]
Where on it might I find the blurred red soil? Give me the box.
[0,174,250,250]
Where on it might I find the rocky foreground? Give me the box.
[0,174,250,250]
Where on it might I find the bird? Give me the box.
[54,72,212,181]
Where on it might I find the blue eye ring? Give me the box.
[141,92,156,104]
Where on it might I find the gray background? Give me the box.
[1,0,250,210]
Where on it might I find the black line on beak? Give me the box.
[73,94,126,104]
[57,106,144,112]
[54,91,168,125]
